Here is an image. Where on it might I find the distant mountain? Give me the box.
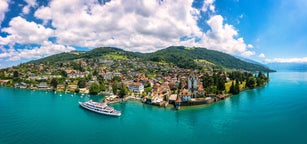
[145,46,274,72]
[28,46,274,72]
[267,63,307,71]
[235,56,266,66]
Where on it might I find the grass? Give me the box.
[147,74,156,79]
[103,53,127,60]
[194,59,215,65]
[158,61,168,65]
[184,47,195,50]
[225,81,246,93]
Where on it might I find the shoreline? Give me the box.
[0,83,268,110]
[104,83,268,109]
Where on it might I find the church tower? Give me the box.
[188,73,198,91]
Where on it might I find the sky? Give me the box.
[0,0,307,68]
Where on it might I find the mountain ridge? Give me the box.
[27,46,274,72]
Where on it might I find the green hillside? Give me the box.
[27,46,273,72]
[146,46,273,72]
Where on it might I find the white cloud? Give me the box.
[241,51,255,57]
[265,57,307,63]
[34,0,203,52]
[199,15,251,56]
[0,0,9,25]
[247,44,253,48]
[0,41,75,61]
[0,16,54,45]
[34,6,52,24]
[22,0,37,14]
[202,0,215,12]
[258,53,265,58]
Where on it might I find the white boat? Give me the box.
[79,100,121,117]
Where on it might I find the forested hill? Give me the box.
[27,46,274,72]
[145,46,274,72]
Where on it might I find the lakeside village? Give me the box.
[0,57,269,109]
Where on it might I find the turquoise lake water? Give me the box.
[1,71,307,144]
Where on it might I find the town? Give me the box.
[0,54,269,109]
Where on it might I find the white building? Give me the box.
[128,82,144,93]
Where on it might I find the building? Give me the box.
[38,82,48,89]
[179,89,191,102]
[188,73,198,90]
[128,82,144,93]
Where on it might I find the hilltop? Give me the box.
[28,46,273,72]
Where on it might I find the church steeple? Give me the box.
[188,73,198,97]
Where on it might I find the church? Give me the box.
[178,73,204,102]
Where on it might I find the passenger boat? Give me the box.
[79,100,121,117]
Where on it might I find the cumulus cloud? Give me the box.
[34,0,202,52]
[199,15,252,56]
[33,0,252,55]
[258,53,265,58]
[22,0,37,14]
[0,0,256,64]
[0,41,75,61]
[265,57,307,63]
[0,16,54,45]
[0,0,9,25]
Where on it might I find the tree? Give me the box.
[89,83,100,95]
[0,71,4,79]
[118,83,128,98]
[60,70,67,77]
[256,78,265,86]
[99,82,107,92]
[229,81,235,94]
[13,71,19,78]
[217,76,225,92]
[93,69,98,76]
[50,78,58,89]
[112,80,118,95]
[246,77,256,89]
[112,76,121,82]
[234,79,240,94]
[145,87,152,94]
[258,71,265,79]
[178,80,182,94]
[78,79,86,88]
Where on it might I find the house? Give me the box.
[80,61,87,67]
[113,72,121,77]
[19,82,27,88]
[57,84,65,89]
[67,84,78,89]
[128,82,144,93]
[169,94,178,104]
[0,80,9,85]
[102,72,113,80]
[79,88,89,94]
[38,82,48,89]
[66,70,78,78]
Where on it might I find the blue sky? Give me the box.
[0,0,307,68]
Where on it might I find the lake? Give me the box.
[1,71,307,144]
